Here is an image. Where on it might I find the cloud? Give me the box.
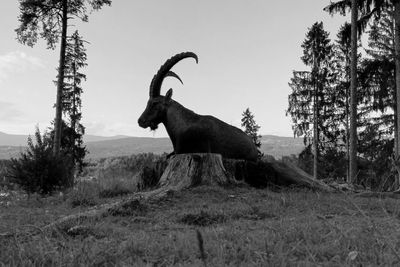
[0,101,24,121]
[0,51,45,83]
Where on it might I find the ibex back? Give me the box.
[138,52,258,161]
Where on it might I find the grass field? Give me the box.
[1,184,400,266]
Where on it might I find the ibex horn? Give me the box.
[149,52,198,98]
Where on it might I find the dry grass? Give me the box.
[1,185,400,266]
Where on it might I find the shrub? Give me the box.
[6,128,74,196]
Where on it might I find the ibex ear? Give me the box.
[165,88,173,100]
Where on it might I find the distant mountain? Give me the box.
[260,135,304,158]
[0,132,305,160]
[83,134,131,143]
[0,132,29,146]
[85,137,173,159]
[87,135,305,159]
[0,131,130,146]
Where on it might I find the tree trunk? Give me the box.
[346,83,351,183]
[72,61,77,133]
[158,154,239,189]
[394,89,399,189]
[349,0,358,183]
[53,0,68,156]
[394,1,400,189]
[313,52,319,180]
[313,80,319,180]
[154,154,335,192]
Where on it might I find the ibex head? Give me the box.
[138,52,198,130]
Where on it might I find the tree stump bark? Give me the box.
[159,153,239,190]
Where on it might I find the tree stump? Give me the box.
[158,153,240,190]
[158,153,334,192]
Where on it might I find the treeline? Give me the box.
[287,5,398,189]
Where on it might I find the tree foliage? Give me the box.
[61,30,88,172]
[241,108,263,158]
[16,0,111,155]
[16,0,111,48]
[287,22,334,152]
[7,127,74,196]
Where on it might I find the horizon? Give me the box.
[1,1,347,138]
[0,130,297,139]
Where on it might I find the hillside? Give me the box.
[0,132,304,160]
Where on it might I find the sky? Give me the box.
[0,0,348,138]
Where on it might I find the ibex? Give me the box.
[138,52,258,161]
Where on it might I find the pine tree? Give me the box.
[48,30,87,172]
[16,0,112,156]
[330,22,362,181]
[63,30,87,172]
[287,22,333,179]
[360,7,396,139]
[357,7,397,183]
[241,108,262,158]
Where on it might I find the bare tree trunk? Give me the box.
[53,0,68,156]
[346,83,350,183]
[394,1,400,189]
[313,54,319,180]
[394,89,399,189]
[313,83,319,180]
[349,0,358,184]
[72,62,77,133]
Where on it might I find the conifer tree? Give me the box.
[287,22,333,179]
[16,0,112,156]
[358,7,397,183]
[62,30,87,172]
[241,108,262,158]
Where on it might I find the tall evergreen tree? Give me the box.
[63,30,87,172]
[320,23,352,180]
[357,7,397,183]
[332,23,352,161]
[241,108,262,158]
[349,0,359,184]
[16,0,112,156]
[287,22,333,179]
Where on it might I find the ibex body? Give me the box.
[138,52,258,162]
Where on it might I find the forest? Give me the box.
[288,3,400,191]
